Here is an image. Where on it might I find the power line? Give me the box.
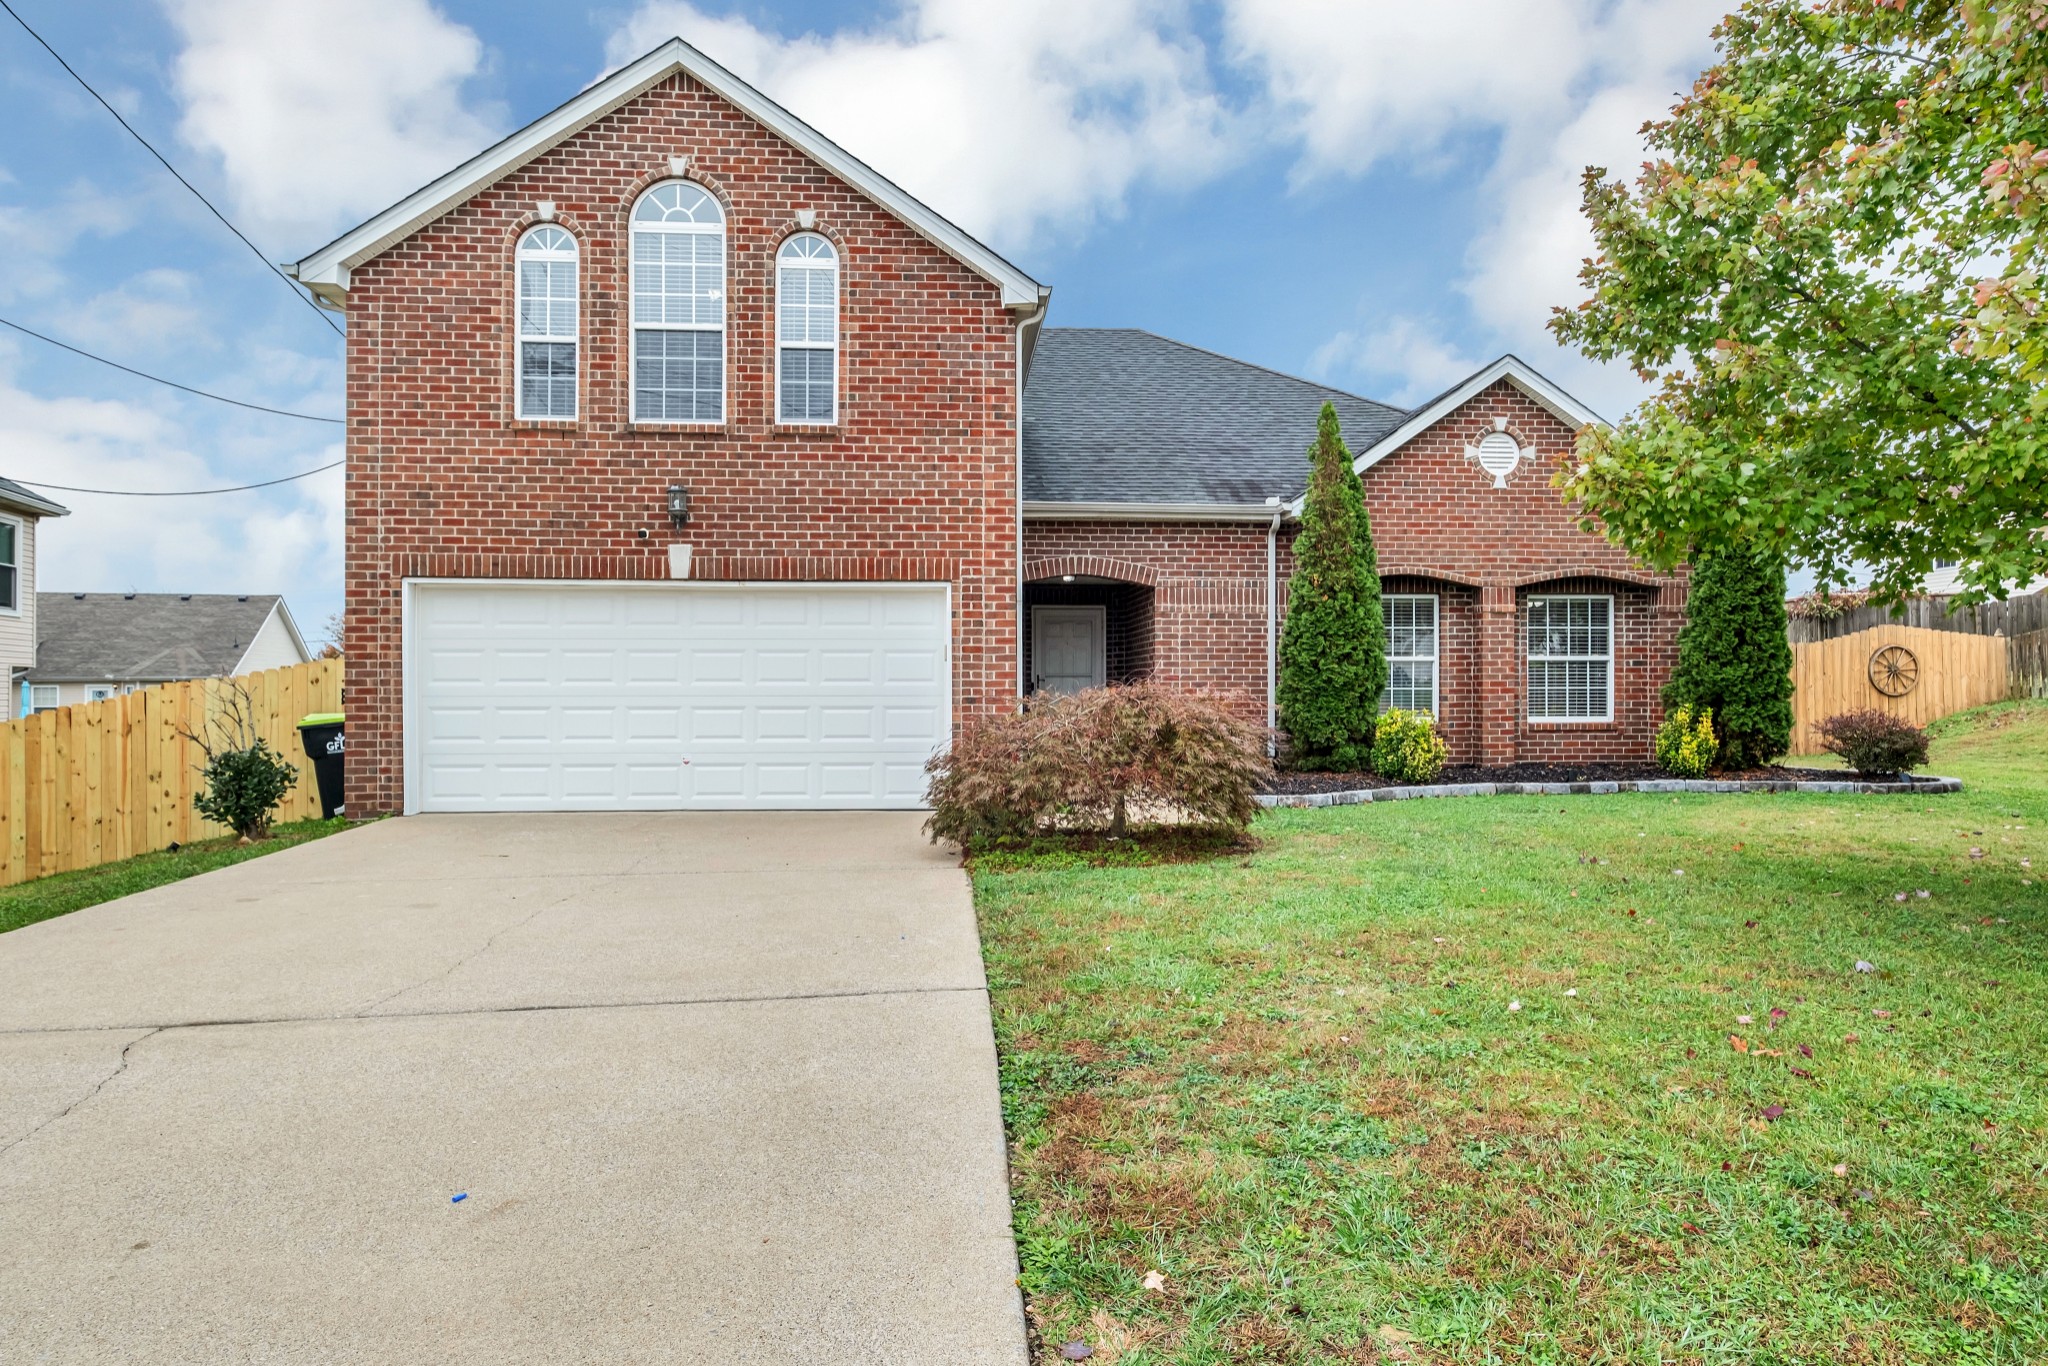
[0,0,344,339]
[0,316,343,423]
[14,461,344,497]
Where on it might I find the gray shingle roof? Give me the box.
[32,593,282,682]
[0,477,69,518]
[1021,329,1406,506]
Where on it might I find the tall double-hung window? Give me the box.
[515,225,578,420]
[776,234,838,423]
[1526,595,1613,721]
[631,182,725,422]
[1380,595,1438,713]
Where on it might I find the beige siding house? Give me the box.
[27,593,312,710]
[0,478,69,720]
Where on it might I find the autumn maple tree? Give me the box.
[1553,0,2048,602]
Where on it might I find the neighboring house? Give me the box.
[292,37,1686,816]
[1923,559,2047,597]
[0,477,70,722]
[27,593,313,711]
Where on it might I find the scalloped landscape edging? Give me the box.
[1256,775,1963,809]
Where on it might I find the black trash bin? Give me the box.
[297,712,345,818]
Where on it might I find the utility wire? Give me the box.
[0,316,343,423]
[0,0,344,339]
[15,461,344,497]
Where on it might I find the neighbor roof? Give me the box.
[293,37,1048,312]
[1021,329,1406,513]
[31,594,292,682]
[0,477,70,519]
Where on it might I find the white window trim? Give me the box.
[628,180,727,426]
[514,225,579,422]
[1381,593,1438,715]
[1525,594,1615,724]
[85,685,114,703]
[0,512,20,615]
[775,233,838,426]
[29,684,58,713]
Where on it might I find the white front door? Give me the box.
[407,581,950,812]
[1031,606,1105,696]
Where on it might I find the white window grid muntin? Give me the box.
[0,513,19,613]
[1381,594,1438,714]
[776,233,838,424]
[1526,595,1614,722]
[30,684,57,713]
[630,182,726,423]
[515,225,578,420]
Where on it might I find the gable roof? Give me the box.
[30,594,302,682]
[1022,329,1406,515]
[0,477,69,519]
[292,37,1049,313]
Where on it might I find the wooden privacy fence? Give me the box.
[0,660,341,888]
[1790,625,2013,753]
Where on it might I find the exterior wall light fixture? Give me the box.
[667,485,691,526]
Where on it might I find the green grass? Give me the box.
[978,702,2048,1364]
[0,817,354,936]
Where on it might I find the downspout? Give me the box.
[1014,288,1051,702]
[1265,496,1282,759]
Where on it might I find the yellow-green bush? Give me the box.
[1369,708,1448,783]
[1655,704,1719,778]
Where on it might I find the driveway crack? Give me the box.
[351,891,573,1016]
[0,1027,161,1162]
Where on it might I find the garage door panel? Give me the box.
[412,584,948,812]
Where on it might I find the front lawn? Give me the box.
[978,703,2048,1363]
[0,817,353,936]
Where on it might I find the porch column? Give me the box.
[1478,581,1519,766]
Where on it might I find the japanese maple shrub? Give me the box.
[1815,709,1930,778]
[1662,547,1794,768]
[924,683,1270,846]
[1277,402,1387,770]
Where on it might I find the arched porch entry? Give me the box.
[1021,556,1158,696]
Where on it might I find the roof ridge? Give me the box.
[1128,331,1405,417]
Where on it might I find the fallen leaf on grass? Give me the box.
[1375,1325,1419,1345]
[1730,1035,1749,1053]
[1142,1270,1166,1292]
[1769,1007,1787,1023]
[1834,1163,1848,1177]
[1761,1105,1786,1121]
[1855,961,1875,973]
[1843,1033,1861,1043]
[1737,1014,1754,1025]
[1060,1344,1093,1361]
[1682,1222,1703,1235]
[1872,1008,1893,1018]
[1791,1067,1814,1079]
[1797,1043,1813,1058]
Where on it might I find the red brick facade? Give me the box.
[339,72,1022,813]
[1023,380,1687,764]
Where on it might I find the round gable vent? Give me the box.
[1471,430,1523,487]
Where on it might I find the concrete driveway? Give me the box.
[0,814,1027,1365]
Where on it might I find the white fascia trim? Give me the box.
[226,600,314,677]
[294,37,1048,311]
[1287,355,1608,515]
[1023,501,1282,523]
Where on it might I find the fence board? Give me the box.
[1791,624,2011,752]
[0,660,342,888]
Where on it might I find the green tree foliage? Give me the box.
[1278,403,1387,769]
[1664,548,1796,767]
[1551,0,2048,604]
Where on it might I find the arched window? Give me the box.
[776,234,838,424]
[515,224,578,420]
[631,182,725,422]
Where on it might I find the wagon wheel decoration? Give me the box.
[1868,644,1920,698]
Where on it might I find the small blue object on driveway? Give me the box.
[451,1193,467,1203]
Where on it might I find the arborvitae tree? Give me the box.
[1663,546,1795,768]
[1277,402,1386,770]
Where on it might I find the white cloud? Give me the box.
[62,269,209,356]
[163,0,499,245]
[0,372,343,622]
[1310,317,1478,406]
[607,0,1235,248]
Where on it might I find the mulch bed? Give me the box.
[1262,762,1848,795]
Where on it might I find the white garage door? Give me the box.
[407,582,950,812]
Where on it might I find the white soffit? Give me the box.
[293,38,1048,311]
[1286,355,1608,515]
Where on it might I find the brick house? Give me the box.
[294,38,1684,815]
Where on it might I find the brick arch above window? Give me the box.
[616,163,735,223]
[1511,565,1667,590]
[1378,564,1485,589]
[1023,555,1159,588]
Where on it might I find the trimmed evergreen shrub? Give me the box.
[1664,547,1795,768]
[1814,709,1930,776]
[1277,402,1387,770]
[1369,708,1448,783]
[1655,705,1719,778]
[924,683,1271,846]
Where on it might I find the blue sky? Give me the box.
[0,0,1735,636]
